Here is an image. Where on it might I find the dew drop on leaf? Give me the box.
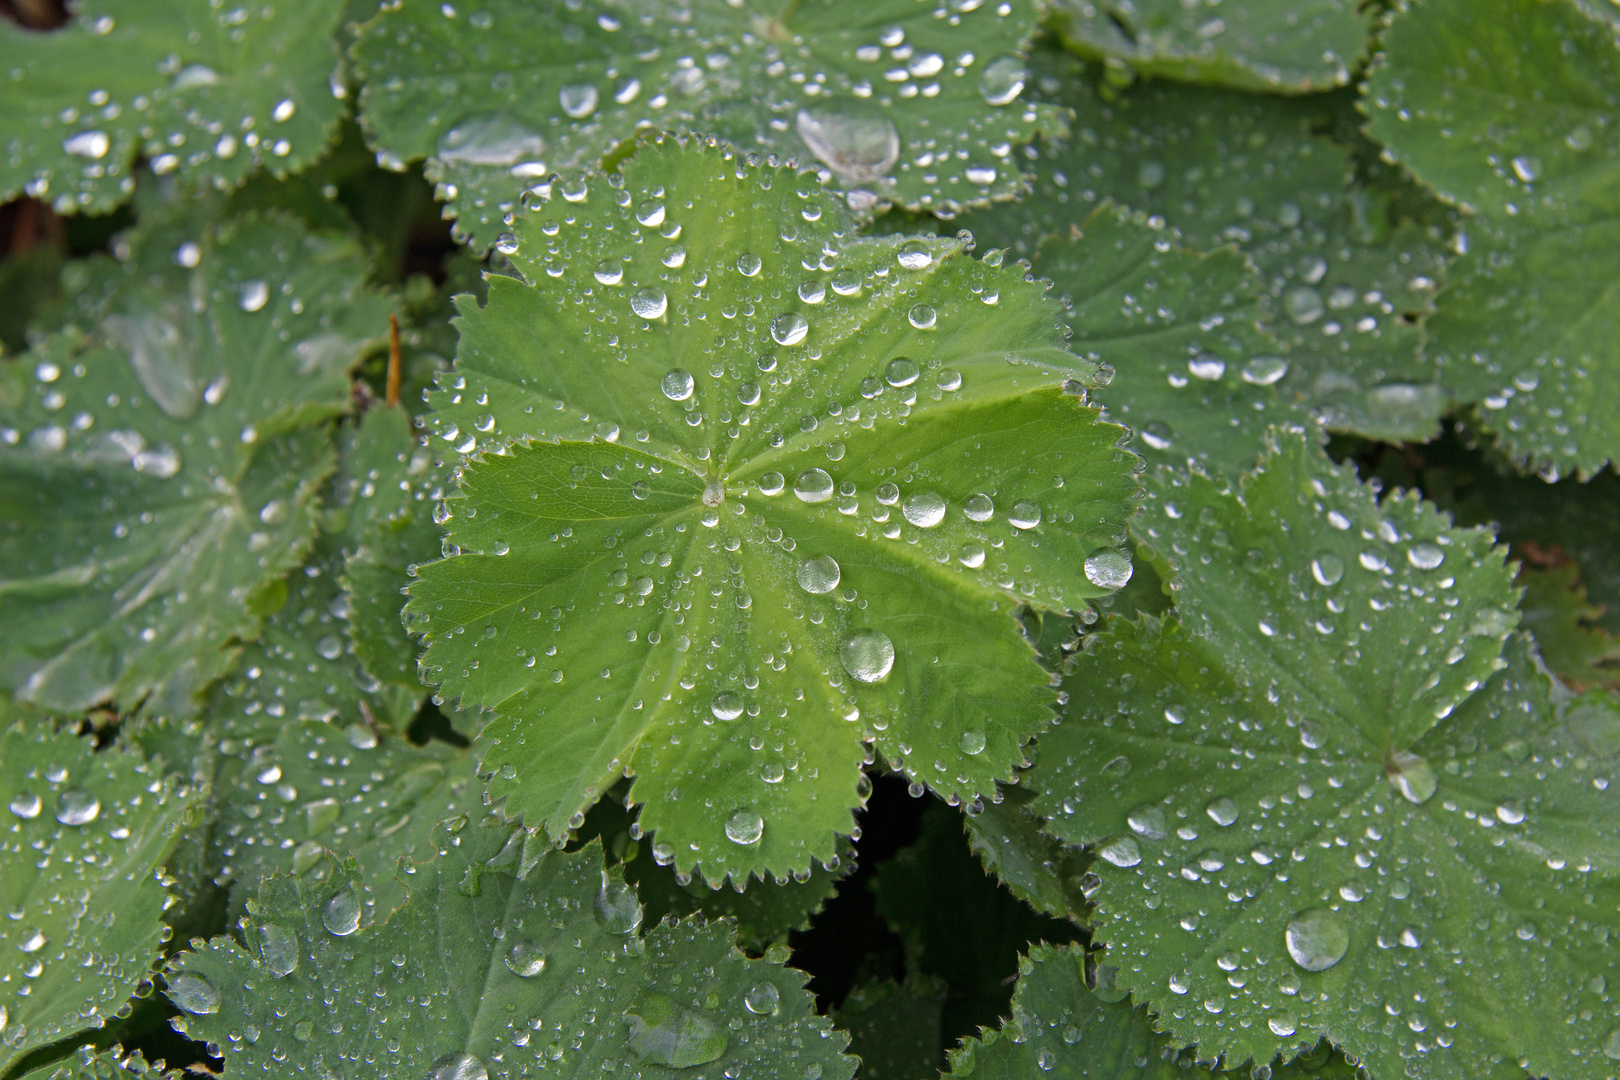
[908,303,937,329]
[1385,750,1437,805]
[978,54,1027,105]
[625,993,729,1067]
[55,789,100,825]
[504,940,547,977]
[744,982,781,1015]
[896,243,932,271]
[1205,797,1239,827]
[725,809,764,846]
[595,874,642,935]
[1285,908,1350,972]
[959,730,987,755]
[796,555,840,594]
[1241,356,1289,386]
[167,972,221,1015]
[239,280,270,313]
[958,542,985,568]
[1008,501,1041,530]
[757,471,785,496]
[437,113,546,166]
[1097,836,1142,868]
[840,631,895,683]
[711,693,744,721]
[1127,804,1167,840]
[321,889,362,936]
[558,82,599,118]
[1269,1013,1298,1037]
[427,1052,490,1080]
[9,792,41,819]
[595,260,624,285]
[737,252,762,277]
[1407,543,1445,570]
[884,357,920,386]
[1311,553,1346,586]
[661,369,695,401]
[1187,354,1225,381]
[794,101,900,184]
[771,312,809,346]
[1083,549,1132,589]
[258,922,299,977]
[793,468,835,503]
[963,493,994,522]
[902,491,946,528]
[632,289,668,320]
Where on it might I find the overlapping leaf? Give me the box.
[958,51,1452,442]
[0,214,393,714]
[944,944,1356,1080]
[351,0,1064,249]
[1050,0,1370,94]
[1364,0,1620,474]
[167,827,856,1080]
[12,1046,169,1080]
[0,722,195,1075]
[1024,432,1620,1078]
[407,139,1142,884]
[0,0,347,215]
[962,786,1091,927]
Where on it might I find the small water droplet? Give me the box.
[711,693,744,721]
[896,242,932,271]
[884,357,919,386]
[757,471,785,496]
[736,252,762,277]
[427,1052,490,1080]
[437,113,546,166]
[1205,797,1239,827]
[840,631,895,683]
[1188,354,1225,381]
[631,288,668,320]
[959,730,986,755]
[661,369,695,401]
[1407,543,1445,570]
[1097,836,1142,868]
[559,82,599,118]
[1284,286,1325,325]
[8,792,41,819]
[1385,750,1436,805]
[505,940,547,977]
[636,200,666,227]
[1127,804,1167,840]
[935,368,962,392]
[744,982,781,1015]
[963,493,994,522]
[907,303,937,329]
[1285,908,1349,972]
[1241,356,1289,386]
[595,260,624,285]
[1269,1013,1297,1037]
[239,280,269,312]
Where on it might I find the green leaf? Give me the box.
[1023,434,1620,1077]
[209,718,484,916]
[166,828,856,1080]
[350,0,1064,249]
[1037,204,1311,478]
[1363,0,1620,475]
[944,943,1357,1080]
[957,51,1452,442]
[12,1046,170,1080]
[0,214,393,714]
[833,977,947,1080]
[1515,564,1620,692]
[0,0,347,215]
[962,786,1091,928]
[407,139,1142,884]
[1050,0,1371,94]
[0,721,195,1075]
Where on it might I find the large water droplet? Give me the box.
[896,243,932,271]
[258,923,299,977]
[631,288,668,320]
[625,993,730,1067]
[1269,1013,1297,1037]
[1084,549,1132,590]
[978,54,1027,105]
[1385,750,1436,805]
[885,357,920,386]
[797,555,841,594]
[437,113,546,167]
[907,303,937,329]
[771,312,809,346]
[1127,804,1167,840]
[322,889,362,936]
[840,631,895,683]
[103,312,200,420]
[736,252,762,277]
[1310,553,1345,586]
[427,1053,490,1080]
[1241,356,1289,386]
[505,940,547,977]
[55,790,100,825]
[64,129,110,159]
[1097,836,1142,868]
[902,491,946,528]
[793,468,835,503]
[1205,797,1239,827]
[711,693,744,721]
[795,101,900,184]
[595,260,624,285]
[661,369,695,401]
[744,981,781,1016]
[9,792,41,819]
[1008,501,1041,530]
[959,730,986,755]
[1407,543,1445,570]
[558,82,599,118]
[1284,286,1325,325]
[239,280,269,312]
[725,808,764,845]
[167,973,221,1015]
[596,874,643,934]
[1285,908,1349,971]
[1604,1027,1620,1062]
[963,494,994,522]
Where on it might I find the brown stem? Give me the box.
[386,313,402,408]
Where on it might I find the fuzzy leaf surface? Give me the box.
[0,722,194,1074]
[944,944,1356,1080]
[407,141,1142,884]
[1025,434,1620,1077]
[167,830,856,1080]
[1051,0,1369,94]
[351,0,1062,249]
[0,216,392,714]
[958,52,1451,442]
[1364,0,1620,474]
[0,0,346,215]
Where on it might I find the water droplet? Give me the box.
[711,693,744,721]
[1083,549,1132,590]
[902,491,946,528]
[1127,804,1167,840]
[19,929,45,952]
[8,792,41,819]
[897,242,932,271]
[1008,501,1041,530]
[1188,354,1225,381]
[935,368,963,392]
[1495,802,1525,825]
[437,113,546,167]
[1510,155,1540,183]
[631,288,668,320]
[757,471,785,496]
[959,730,986,755]
[744,982,781,1015]
[258,923,299,977]
[636,200,666,227]
[1285,908,1349,972]
[239,280,269,313]
[1284,286,1325,325]
[958,542,986,568]
[793,468,834,503]
[1036,1049,1056,1071]
[885,357,919,386]
[631,480,651,500]
[907,303,937,329]
[1241,356,1289,386]
[1385,750,1436,805]
[840,631,895,683]
[595,260,624,285]
[963,493,994,522]
[596,875,643,934]
[1205,797,1239,827]
[795,102,900,184]
[64,129,110,159]
[505,940,547,977]
[1311,553,1345,586]
[427,1053,490,1080]
[1407,543,1445,570]
[661,369,695,401]
[725,808,764,845]
[626,993,730,1067]
[559,82,599,118]
[978,54,1027,105]
[1097,835,1142,868]
[797,555,841,594]
[771,312,809,346]
[1604,1027,1620,1062]
[322,889,362,936]
[736,252,762,277]
[167,973,221,1015]
[55,790,100,825]
[1269,1013,1297,1037]
[1140,421,1172,451]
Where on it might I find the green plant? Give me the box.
[1,0,1617,1078]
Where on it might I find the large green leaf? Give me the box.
[1024,433,1620,1078]
[0,722,195,1075]
[833,977,947,1080]
[407,139,1142,884]
[944,944,1356,1080]
[958,51,1452,442]
[1050,0,1370,94]
[351,0,1064,249]
[0,0,347,215]
[1363,0,1620,475]
[1037,204,1311,479]
[166,827,857,1080]
[0,215,393,714]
